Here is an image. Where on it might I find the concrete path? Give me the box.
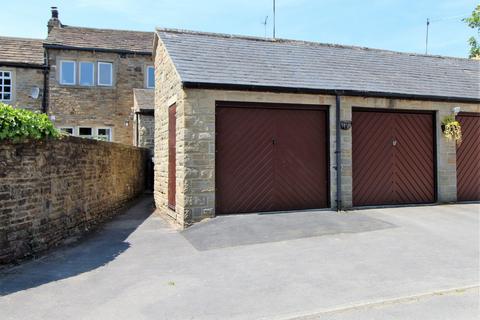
[0,196,478,320]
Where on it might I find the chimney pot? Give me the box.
[51,7,58,19]
[47,7,61,33]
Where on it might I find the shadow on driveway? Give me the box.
[0,195,154,296]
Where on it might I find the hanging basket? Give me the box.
[441,115,462,144]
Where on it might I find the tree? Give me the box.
[463,5,480,58]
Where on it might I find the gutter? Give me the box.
[135,109,154,116]
[43,44,152,56]
[182,82,480,104]
[0,62,45,69]
[335,93,342,211]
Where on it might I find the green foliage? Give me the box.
[0,103,60,142]
[463,5,480,58]
[441,115,462,144]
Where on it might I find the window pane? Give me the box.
[96,128,111,141]
[147,66,155,88]
[98,62,112,86]
[60,61,75,85]
[79,127,92,136]
[60,128,74,134]
[79,62,94,86]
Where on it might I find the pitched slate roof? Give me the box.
[156,29,480,102]
[45,26,154,54]
[0,36,45,66]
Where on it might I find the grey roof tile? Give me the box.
[133,89,154,111]
[46,26,154,54]
[0,36,45,66]
[156,29,480,101]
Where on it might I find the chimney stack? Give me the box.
[47,7,61,33]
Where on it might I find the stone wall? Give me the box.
[135,113,155,154]
[132,89,155,155]
[153,37,185,226]
[46,48,153,145]
[0,136,148,264]
[0,66,44,112]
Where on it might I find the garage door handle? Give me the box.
[272,138,276,145]
[392,140,397,146]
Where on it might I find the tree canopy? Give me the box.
[463,5,480,58]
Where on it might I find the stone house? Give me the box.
[44,8,155,145]
[153,29,480,228]
[0,36,46,112]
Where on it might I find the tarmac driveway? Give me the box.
[0,196,478,320]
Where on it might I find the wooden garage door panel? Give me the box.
[216,108,276,214]
[353,110,435,206]
[457,113,480,201]
[274,109,329,210]
[393,113,435,204]
[216,106,328,214]
[353,111,395,206]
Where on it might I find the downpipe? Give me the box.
[335,94,342,211]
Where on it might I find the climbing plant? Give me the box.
[0,103,60,141]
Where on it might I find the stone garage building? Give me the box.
[153,28,480,228]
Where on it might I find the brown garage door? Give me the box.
[352,109,435,206]
[216,103,329,214]
[457,113,480,201]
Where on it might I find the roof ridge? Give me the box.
[155,27,475,62]
[0,35,44,42]
[61,25,153,34]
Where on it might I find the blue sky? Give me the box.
[1,0,477,58]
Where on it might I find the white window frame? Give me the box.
[96,127,112,141]
[97,62,113,86]
[79,62,95,87]
[0,70,13,101]
[78,127,93,138]
[146,65,155,89]
[59,60,76,85]
[59,127,75,135]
